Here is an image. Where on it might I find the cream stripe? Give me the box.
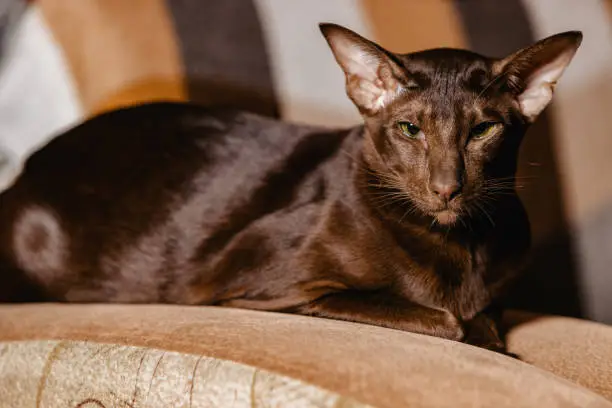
[522,0,612,322]
[254,0,371,127]
[361,0,467,52]
[39,0,187,117]
[0,5,82,192]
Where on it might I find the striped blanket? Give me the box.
[0,0,611,324]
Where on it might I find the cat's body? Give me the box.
[0,24,582,350]
[0,102,527,339]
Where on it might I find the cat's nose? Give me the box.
[431,180,462,202]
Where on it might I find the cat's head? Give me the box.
[320,23,581,226]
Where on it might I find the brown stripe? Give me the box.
[166,0,279,118]
[360,0,467,52]
[39,0,187,116]
[453,0,535,56]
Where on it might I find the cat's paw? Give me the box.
[471,338,506,353]
[462,314,516,356]
[464,329,504,350]
[437,311,465,342]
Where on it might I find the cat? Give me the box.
[0,23,581,351]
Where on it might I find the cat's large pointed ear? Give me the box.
[496,31,582,123]
[320,23,405,116]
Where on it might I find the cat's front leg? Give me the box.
[295,290,465,341]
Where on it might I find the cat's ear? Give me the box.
[496,31,582,123]
[320,23,404,115]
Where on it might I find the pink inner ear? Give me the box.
[325,29,403,114]
[339,48,401,112]
[334,40,381,82]
[518,53,575,121]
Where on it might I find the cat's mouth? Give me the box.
[434,209,459,225]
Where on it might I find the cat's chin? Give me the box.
[435,210,459,226]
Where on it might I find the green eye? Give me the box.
[471,122,500,139]
[398,121,421,138]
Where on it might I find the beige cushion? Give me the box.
[0,304,610,408]
[506,311,612,400]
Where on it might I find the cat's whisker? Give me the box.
[486,179,529,184]
[364,182,404,193]
[487,176,537,182]
[366,188,417,211]
[366,174,403,186]
[371,193,404,200]
[429,218,437,231]
[485,180,530,186]
[462,209,475,234]
[364,167,402,181]
[399,207,414,224]
[457,214,468,230]
[371,197,409,208]
[471,200,495,227]
[483,185,516,190]
[368,194,406,204]
[482,188,516,193]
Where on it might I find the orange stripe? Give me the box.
[360,0,467,53]
[39,0,187,116]
[606,0,612,19]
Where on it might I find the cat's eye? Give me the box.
[470,122,500,140]
[398,121,421,138]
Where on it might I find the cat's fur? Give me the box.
[0,24,581,350]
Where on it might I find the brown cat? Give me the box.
[0,24,581,351]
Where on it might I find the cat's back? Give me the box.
[0,102,310,229]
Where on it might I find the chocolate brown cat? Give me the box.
[0,24,581,351]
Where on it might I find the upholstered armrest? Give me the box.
[506,310,612,400]
[0,304,610,407]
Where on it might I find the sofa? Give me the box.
[1,1,612,407]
